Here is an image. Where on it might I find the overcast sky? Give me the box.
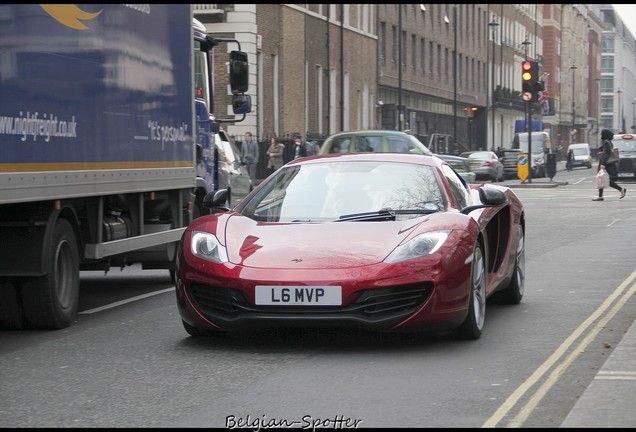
[612,4,636,38]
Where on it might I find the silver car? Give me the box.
[461,151,505,182]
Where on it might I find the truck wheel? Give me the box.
[21,219,80,329]
[0,278,24,329]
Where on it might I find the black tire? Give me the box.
[454,242,486,340]
[491,225,525,305]
[21,219,79,329]
[0,278,24,329]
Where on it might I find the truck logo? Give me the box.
[40,4,102,30]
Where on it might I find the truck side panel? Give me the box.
[0,5,198,330]
[0,4,195,203]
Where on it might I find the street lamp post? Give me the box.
[570,65,577,147]
[488,20,499,151]
[595,77,601,140]
[617,89,622,132]
[452,6,457,148]
[398,5,403,131]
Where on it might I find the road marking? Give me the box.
[595,371,636,381]
[482,270,636,428]
[78,287,175,314]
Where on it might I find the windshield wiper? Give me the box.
[335,207,437,222]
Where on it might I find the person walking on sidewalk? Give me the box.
[593,129,626,201]
[266,136,285,175]
[566,149,574,171]
[241,131,259,184]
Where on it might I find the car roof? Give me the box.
[326,130,414,138]
[435,153,468,161]
[286,151,438,167]
[613,134,636,140]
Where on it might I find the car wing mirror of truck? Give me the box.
[232,94,251,115]
[229,50,248,94]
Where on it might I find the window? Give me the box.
[402,30,407,66]
[412,34,416,69]
[601,96,614,113]
[601,57,614,72]
[379,22,386,60]
[600,77,613,93]
[601,36,614,54]
[392,25,397,63]
[442,165,469,209]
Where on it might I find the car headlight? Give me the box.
[384,231,450,263]
[191,231,229,263]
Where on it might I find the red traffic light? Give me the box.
[522,61,532,71]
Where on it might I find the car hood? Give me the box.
[222,215,426,269]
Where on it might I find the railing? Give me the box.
[192,4,223,14]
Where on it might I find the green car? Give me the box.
[319,130,433,155]
[435,154,477,183]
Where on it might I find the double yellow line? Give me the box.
[482,270,636,428]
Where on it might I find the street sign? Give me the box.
[517,153,529,182]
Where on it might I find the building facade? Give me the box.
[194,4,636,175]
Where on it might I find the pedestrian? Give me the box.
[293,134,307,160]
[241,131,259,183]
[305,140,321,156]
[593,129,626,201]
[566,149,574,171]
[266,136,285,174]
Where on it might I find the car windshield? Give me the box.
[517,136,545,153]
[571,148,588,156]
[239,161,445,222]
[325,133,432,155]
[613,139,636,152]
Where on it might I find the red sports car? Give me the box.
[175,153,525,340]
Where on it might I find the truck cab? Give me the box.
[192,18,251,215]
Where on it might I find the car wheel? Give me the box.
[454,241,486,340]
[21,219,79,329]
[0,278,24,329]
[490,225,525,305]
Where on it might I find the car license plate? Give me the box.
[255,286,342,305]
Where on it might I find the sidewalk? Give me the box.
[503,159,569,189]
[501,157,636,427]
[560,319,636,427]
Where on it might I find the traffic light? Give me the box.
[521,61,543,102]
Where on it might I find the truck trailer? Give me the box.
[0,4,250,329]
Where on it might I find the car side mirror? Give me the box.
[460,187,508,215]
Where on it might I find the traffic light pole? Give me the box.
[527,101,532,183]
[521,60,542,183]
